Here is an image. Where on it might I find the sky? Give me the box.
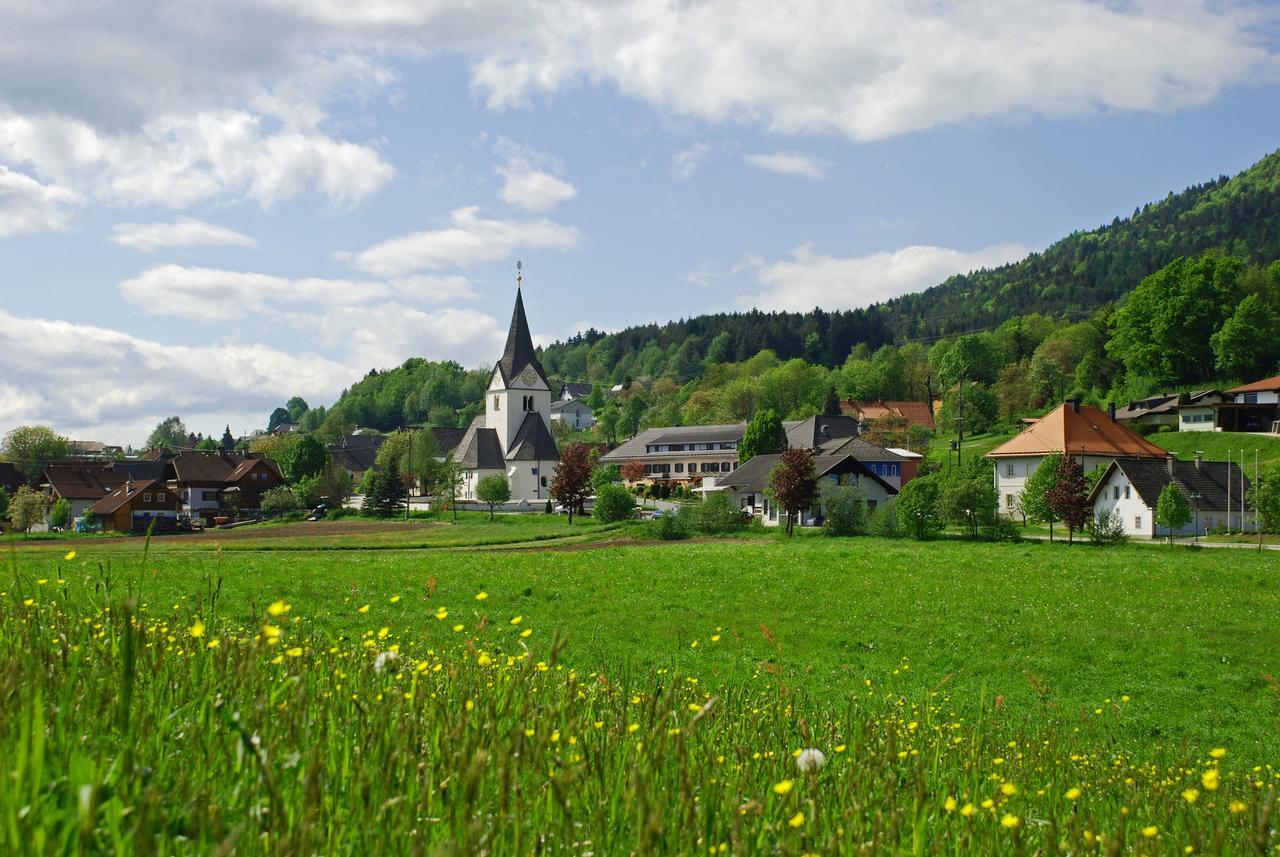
[1,1,1279,447]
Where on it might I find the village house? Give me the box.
[1089,453,1254,538]
[89,477,184,533]
[598,423,746,482]
[164,452,284,519]
[1112,394,1182,430]
[840,399,936,431]
[328,433,388,487]
[433,287,559,502]
[1176,390,1230,432]
[1216,374,1280,433]
[42,464,130,525]
[558,382,593,401]
[550,397,595,429]
[986,401,1169,516]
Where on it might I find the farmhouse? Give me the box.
[164,452,283,518]
[551,398,595,429]
[433,287,559,502]
[986,401,1168,516]
[89,478,183,533]
[43,464,129,523]
[1089,454,1254,538]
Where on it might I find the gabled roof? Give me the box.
[495,289,549,389]
[44,464,128,500]
[986,403,1169,459]
[430,427,467,458]
[784,414,860,451]
[226,457,281,483]
[823,435,906,461]
[1228,374,1280,394]
[109,459,167,481]
[600,423,747,462]
[0,462,27,492]
[168,452,275,485]
[507,412,560,460]
[551,398,591,413]
[1114,394,1182,421]
[560,382,592,399]
[89,479,175,515]
[1088,457,1251,513]
[717,450,898,496]
[453,416,507,470]
[842,400,936,430]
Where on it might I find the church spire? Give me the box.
[496,261,547,387]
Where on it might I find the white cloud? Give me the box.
[117,264,476,321]
[672,142,710,180]
[493,138,576,212]
[741,242,1030,312]
[324,302,507,370]
[340,207,581,277]
[111,218,258,251]
[465,1,1280,141]
[0,166,77,237]
[0,308,353,445]
[743,151,824,179]
[0,110,393,209]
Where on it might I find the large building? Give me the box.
[437,288,559,502]
[986,401,1169,516]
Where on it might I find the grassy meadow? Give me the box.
[2,526,1278,853]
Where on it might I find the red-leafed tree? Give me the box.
[768,447,819,536]
[620,459,646,484]
[1045,455,1090,543]
[551,441,594,524]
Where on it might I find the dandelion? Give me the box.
[389,595,400,603]
[1182,788,1199,803]
[627,723,640,733]
[788,811,805,828]
[465,699,474,712]
[267,600,290,617]
[1000,783,1017,796]
[261,624,282,642]
[960,803,975,818]
[206,639,220,650]
[22,599,33,607]
[796,749,826,773]
[1065,787,1082,800]
[475,591,488,601]
[1202,769,1220,791]
[189,619,206,638]
[64,550,77,560]
[373,651,400,673]
[286,647,303,657]
[1001,814,1020,829]
[358,604,370,613]
[510,615,522,625]
[477,652,493,666]
[452,624,464,633]
[1141,826,1158,839]
[773,779,794,796]
[520,628,533,638]
[377,627,390,639]
[834,744,847,754]
[944,796,957,812]
[1210,747,1227,759]
[1229,800,1247,814]
[434,607,448,620]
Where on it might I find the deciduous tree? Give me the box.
[1019,452,1062,540]
[1155,482,1192,544]
[768,447,818,536]
[2,426,71,481]
[146,417,188,451]
[739,409,787,464]
[1045,455,1090,543]
[476,474,511,520]
[8,485,47,535]
[551,441,593,524]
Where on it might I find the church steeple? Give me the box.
[495,262,547,388]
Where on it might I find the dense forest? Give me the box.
[280,149,1280,440]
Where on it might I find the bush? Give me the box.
[593,483,636,523]
[982,516,1022,542]
[327,507,360,521]
[49,497,71,530]
[1088,510,1128,546]
[696,491,746,534]
[1156,424,1174,433]
[821,484,866,537]
[647,507,691,540]
[261,486,299,514]
[867,502,899,538]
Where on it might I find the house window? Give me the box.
[1123,485,1130,499]
[1244,393,1258,404]
[541,476,547,487]
[721,462,731,471]
[1113,486,1120,500]
[1006,463,1015,478]
[868,499,877,510]
[674,463,684,473]
[1006,493,1015,508]
[493,395,500,410]
[1135,516,1142,529]
[143,493,152,502]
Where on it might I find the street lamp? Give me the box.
[1189,490,1201,544]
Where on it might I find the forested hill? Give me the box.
[540,148,1280,374]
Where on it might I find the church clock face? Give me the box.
[519,365,539,387]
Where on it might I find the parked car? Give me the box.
[306,503,330,522]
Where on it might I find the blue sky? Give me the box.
[1,0,1278,445]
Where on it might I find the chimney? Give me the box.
[1166,455,1175,477]
[1107,402,1116,423]
[1194,451,1203,471]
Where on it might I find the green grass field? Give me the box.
[1151,431,1280,470]
[3,526,1278,853]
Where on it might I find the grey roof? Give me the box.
[822,435,907,461]
[598,423,747,463]
[784,414,861,450]
[507,413,560,460]
[550,398,591,413]
[1114,394,1182,421]
[495,289,549,389]
[431,427,467,457]
[560,382,592,399]
[109,459,167,481]
[717,450,898,495]
[453,416,507,470]
[1088,456,1252,512]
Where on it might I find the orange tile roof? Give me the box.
[986,403,1169,459]
[1227,374,1280,394]
[841,399,936,430]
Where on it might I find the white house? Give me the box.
[551,398,595,429]
[987,401,1170,517]
[1177,390,1230,432]
[1217,375,1280,433]
[1089,454,1254,538]
[437,288,559,503]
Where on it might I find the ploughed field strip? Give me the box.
[2,537,1277,853]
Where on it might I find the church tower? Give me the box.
[486,267,552,454]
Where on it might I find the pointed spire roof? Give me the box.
[496,287,548,387]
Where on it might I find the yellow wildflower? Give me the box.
[1210,748,1227,760]
[1182,789,1199,803]
[520,628,532,638]
[1202,769,1220,791]
[1000,783,1017,796]
[267,600,289,617]
[944,796,957,812]
[189,619,206,638]
[475,591,488,601]
[377,627,390,639]
[286,647,303,657]
[206,639,220,649]
[788,811,804,828]
[358,604,370,613]
[773,779,794,796]
[510,615,522,625]
[960,803,975,818]
[1065,787,1082,800]
[389,595,400,603]
[1000,814,1019,829]
[64,550,77,561]
[1141,826,1158,839]
[1229,800,1247,814]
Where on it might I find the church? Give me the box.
[442,286,560,503]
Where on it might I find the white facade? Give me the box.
[1090,467,1157,538]
[551,400,595,429]
[995,454,1113,517]
[1178,407,1216,432]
